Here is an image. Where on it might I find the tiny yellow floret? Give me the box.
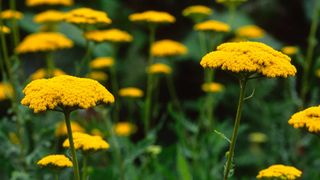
[147,63,172,75]
[84,29,133,43]
[113,122,136,136]
[30,68,66,80]
[26,0,74,7]
[37,154,73,168]
[21,75,115,113]
[182,5,213,17]
[63,132,110,151]
[119,87,144,98]
[236,25,265,39]
[55,121,85,137]
[194,20,230,32]
[151,39,188,57]
[90,57,114,69]
[288,105,320,134]
[201,82,224,93]
[1,10,23,20]
[200,41,297,78]
[34,10,65,24]
[129,11,175,24]
[281,46,298,56]
[16,32,73,54]
[257,164,302,180]
[64,8,111,25]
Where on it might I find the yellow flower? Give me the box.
[30,68,66,80]
[64,8,111,25]
[0,26,10,34]
[0,10,23,20]
[257,164,302,180]
[129,11,175,24]
[151,39,188,57]
[37,154,73,168]
[90,57,114,69]
[248,132,267,143]
[147,63,172,75]
[55,121,85,137]
[288,105,320,133]
[119,87,144,98]
[200,41,297,78]
[16,32,73,54]
[281,46,298,56]
[194,20,230,32]
[182,5,213,17]
[201,82,224,93]
[87,71,108,82]
[26,0,73,7]
[236,25,265,39]
[21,75,115,113]
[34,10,65,24]
[113,122,136,136]
[0,83,13,101]
[63,132,109,151]
[84,29,133,43]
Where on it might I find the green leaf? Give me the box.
[177,146,192,180]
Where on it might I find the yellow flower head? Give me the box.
[147,63,172,75]
[201,82,224,93]
[0,10,23,20]
[87,71,108,82]
[129,11,175,24]
[21,75,115,113]
[236,25,265,39]
[63,132,109,151]
[182,5,213,17]
[37,154,73,168]
[84,29,133,43]
[55,121,85,137]
[34,10,65,24]
[200,41,297,78]
[257,164,302,180]
[30,68,66,80]
[16,32,73,54]
[64,8,111,25]
[119,87,144,98]
[0,26,10,34]
[151,39,188,57]
[0,83,13,101]
[26,0,73,7]
[248,132,267,143]
[113,122,136,136]
[281,46,298,56]
[194,20,230,32]
[90,57,114,69]
[288,105,320,134]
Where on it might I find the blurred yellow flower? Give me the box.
[16,32,73,54]
[147,63,172,75]
[200,41,297,78]
[37,154,73,168]
[30,68,66,80]
[182,5,213,17]
[129,11,175,24]
[113,122,136,136]
[55,121,85,137]
[288,105,320,133]
[26,0,73,7]
[248,132,267,143]
[146,145,162,156]
[0,83,13,101]
[151,39,187,57]
[63,132,109,151]
[87,71,108,82]
[257,164,302,180]
[201,82,224,93]
[90,57,114,69]
[0,26,10,34]
[64,8,111,25]
[21,75,115,113]
[236,25,265,39]
[281,46,298,56]
[0,10,23,20]
[194,20,230,32]
[119,87,144,98]
[34,10,65,24]
[84,29,133,43]
[90,128,104,137]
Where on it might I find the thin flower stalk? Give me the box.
[110,44,120,122]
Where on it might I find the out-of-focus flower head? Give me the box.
[64,8,111,26]
[55,121,85,137]
[37,154,73,168]
[248,132,268,143]
[26,0,74,7]
[87,71,108,82]
[147,63,172,75]
[182,5,212,22]
[63,132,110,151]
[119,87,144,98]
[256,164,302,180]
[34,10,65,24]
[151,39,187,57]
[0,10,23,20]
[0,26,10,34]
[90,57,114,69]
[84,29,133,43]
[129,11,175,24]
[281,46,298,56]
[0,83,13,101]
[29,68,66,80]
[236,25,265,39]
[194,20,230,32]
[201,82,224,93]
[113,122,137,136]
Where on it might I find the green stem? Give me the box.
[46,52,55,78]
[224,78,247,180]
[76,40,92,76]
[64,110,80,180]
[110,44,120,121]
[300,0,319,109]
[55,173,59,180]
[9,0,20,49]
[82,155,87,180]
[198,32,207,56]
[166,75,183,113]
[227,4,237,25]
[143,25,156,134]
